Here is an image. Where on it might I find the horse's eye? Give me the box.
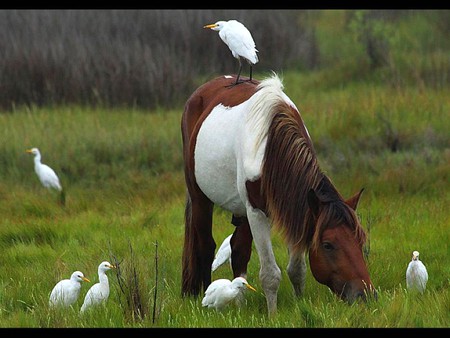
[322,242,334,251]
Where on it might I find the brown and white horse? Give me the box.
[181,73,376,316]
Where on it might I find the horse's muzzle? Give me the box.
[353,288,378,303]
[340,280,377,304]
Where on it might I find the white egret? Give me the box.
[49,271,90,308]
[26,147,65,206]
[212,234,232,272]
[406,250,428,294]
[204,20,258,85]
[80,261,116,313]
[201,276,256,311]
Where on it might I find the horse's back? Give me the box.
[182,75,260,146]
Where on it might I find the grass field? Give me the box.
[0,68,448,328]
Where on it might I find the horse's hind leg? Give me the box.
[182,192,215,297]
[230,215,253,279]
[286,246,307,297]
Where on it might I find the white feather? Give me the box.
[406,250,428,293]
[49,271,90,308]
[212,234,232,272]
[80,261,115,313]
[201,276,256,311]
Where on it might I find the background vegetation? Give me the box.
[1,10,448,109]
[0,9,448,328]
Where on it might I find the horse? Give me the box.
[181,73,376,316]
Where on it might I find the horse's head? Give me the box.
[307,187,376,303]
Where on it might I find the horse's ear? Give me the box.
[307,188,321,217]
[346,188,364,210]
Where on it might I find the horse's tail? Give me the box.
[181,191,196,296]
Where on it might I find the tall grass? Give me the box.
[0,68,448,327]
[0,10,448,110]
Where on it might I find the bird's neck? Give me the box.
[98,273,109,285]
[34,154,42,165]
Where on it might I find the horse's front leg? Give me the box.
[286,246,307,297]
[247,207,281,317]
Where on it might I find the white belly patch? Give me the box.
[194,104,248,215]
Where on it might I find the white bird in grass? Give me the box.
[406,250,428,294]
[26,147,65,206]
[212,234,232,272]
[203,20,258,85]
[49,271,90,308]
[80,261,116,313]
[201,276,256,311]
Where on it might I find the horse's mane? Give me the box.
[246,72,291,155]
[252,73,365,253]
[308,176,366,252]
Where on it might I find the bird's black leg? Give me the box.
[235,58,243,84]
[239,63,255,84]
[243,64,256,83]
[226,59,244,88]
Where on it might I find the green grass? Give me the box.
[0,69,448,327]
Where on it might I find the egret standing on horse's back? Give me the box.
[204,20,258,85]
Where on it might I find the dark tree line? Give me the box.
[0,10,317,110]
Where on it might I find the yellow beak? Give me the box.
[203,24,217,29]
[82,277,91,283]
[245,283,257,292]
